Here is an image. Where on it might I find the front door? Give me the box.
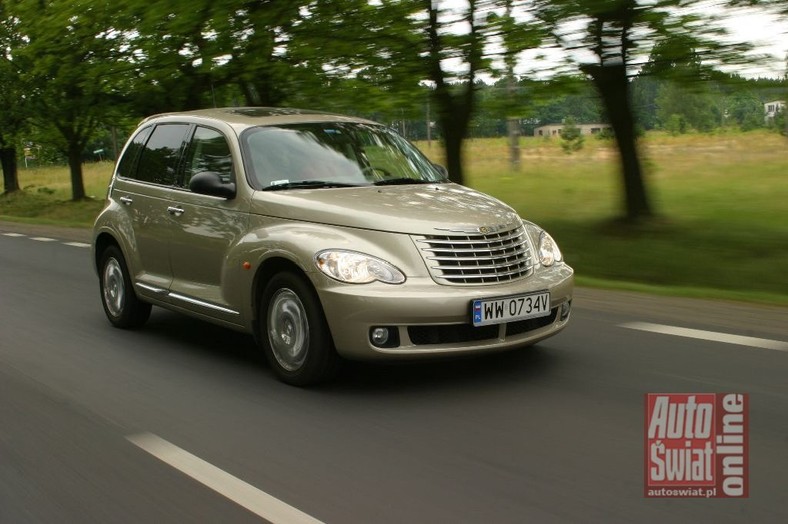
[167,125,249,325]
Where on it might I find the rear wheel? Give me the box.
[259,272,339,386]
[99,245,151,329]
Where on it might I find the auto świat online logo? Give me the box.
[645,393,748,498]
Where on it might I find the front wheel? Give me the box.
[99,245,151,329]
[259,272,339,386]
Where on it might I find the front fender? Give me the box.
[224,215,428,329]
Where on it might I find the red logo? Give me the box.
[645,393,748,498]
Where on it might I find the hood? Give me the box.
[250,183,521,236]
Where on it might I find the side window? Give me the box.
[134,124,190,185]
[182,126,233,187]
[116,126,152,179]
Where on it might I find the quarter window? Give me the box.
[182,127,233,187]
[135,124,190,185]
[116,126,152,179]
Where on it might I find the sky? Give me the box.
[722,6,788,78]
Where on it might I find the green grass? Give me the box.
[0,162,111,226]
[2,131,787,304]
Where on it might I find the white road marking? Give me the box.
[621,322,788,352]
[127,433,324,524]
[2,232,91,248]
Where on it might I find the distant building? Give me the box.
[764,100,785,123]
[534,123,612,137]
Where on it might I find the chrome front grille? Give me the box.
[415,226,533,285]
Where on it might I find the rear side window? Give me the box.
[181,126,233,187]
[134,124,190,185]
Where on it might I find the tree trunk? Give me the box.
[1,147,20,194]
[68,145,86,201]
[507,117,520,171]
[583,63,653,221]
[442,123,465,185]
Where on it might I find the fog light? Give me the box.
[559,301,572,321]
[369,326,400,348]
[371,327,390,346]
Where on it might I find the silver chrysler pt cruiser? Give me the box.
[92,107,573,385]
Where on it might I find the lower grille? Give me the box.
[505,308,558,337]
[408,324,498,345]
[407,308,558,346]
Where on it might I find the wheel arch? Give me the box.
[94,232,121,272]
[252,259,340,385]
[250,256,334,346]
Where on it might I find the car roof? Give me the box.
[140,107,380,130]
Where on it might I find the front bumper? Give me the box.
[312,263,574,360]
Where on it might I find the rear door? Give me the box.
[111,123,190,296]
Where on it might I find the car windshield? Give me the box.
[240,122,447,190]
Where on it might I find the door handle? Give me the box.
[167,206,185,217]
[119,196,133,205]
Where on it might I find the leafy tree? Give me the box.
[773,107,786,135]
[630,75,660,131]
[420,0,486,184]
[8,0,134,200]
[664,114,687,136]
[655,81,719,132]
[560,117,584,153]
[122,0,315,113]
[533,0,752,222]
[320,0,543,185]
[726,91,765,130]
[0,1,24,193]
[532,77,606,125]
[421,0,545,183]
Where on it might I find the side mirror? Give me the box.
[189,171,236,199]
[432,163,449,178]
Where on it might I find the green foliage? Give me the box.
[533,78,605,125]
[656,81,719,133]
[727,92,765,131]
[560,118,584,153]
[631,76,660,130]
[595,128,615,141]
[665,114,687,136]
[0,1,26,192]
[5,0,139,199]
[771,108,786,135]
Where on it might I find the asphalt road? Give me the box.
[1,223,787,523]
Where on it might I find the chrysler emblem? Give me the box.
[434,224,511,234]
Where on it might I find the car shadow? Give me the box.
[140,310,264,368]
[327,345,560,395]
[137,310,561,395]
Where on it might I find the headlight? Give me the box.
[538,231,563,267]
[315,250,406,284]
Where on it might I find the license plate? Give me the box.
[472,291,551,327]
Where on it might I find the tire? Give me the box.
[259,272,339,386]
[99,245,151,329]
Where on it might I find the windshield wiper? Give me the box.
[372,178,437,186]
[262,180,361,191]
